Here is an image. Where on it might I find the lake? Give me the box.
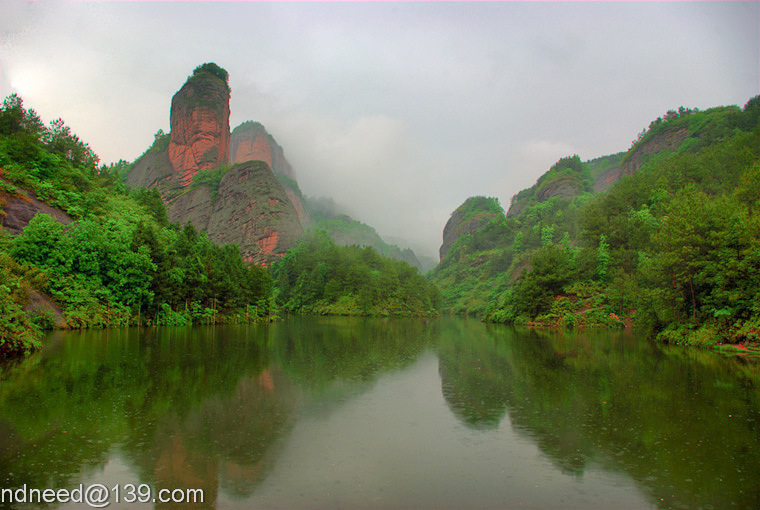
[1,317,758,509]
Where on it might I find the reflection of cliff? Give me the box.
[0,326,298,506]
[149,367,297,506]
[435,321,760,509]
[153,433,219,509]
[0,321,439,507]
[3,322,759,509]
[437,320,512,430]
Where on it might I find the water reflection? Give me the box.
[437,321,760,509]
[0,318,758,509]
[0,318,435,509]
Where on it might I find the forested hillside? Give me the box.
[304,196,424,271]
[272,231,439,317]
[432,97,760,346]
[0,94,272,355]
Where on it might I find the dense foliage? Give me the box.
[433,97,760,346]
[192,62,229,87]
[0,95,272,356]
[272,231,439,317]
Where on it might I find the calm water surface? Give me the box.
[1,317,758,509]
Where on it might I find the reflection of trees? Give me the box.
[270,316,433,392]
[436,321,760,509]
[6,317,756,509]
[0,325,295,509]
[0,317,436,509]
[437,319,514,430]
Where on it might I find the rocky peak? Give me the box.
[167,65,231,187]
[230,121,309,226]
[126,64,305,266]
[440,196,504,261]
[230,121,295,179]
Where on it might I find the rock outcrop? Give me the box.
[169,161,303,265]
[230,122,294,179]
[589,127,688,193]
[535,178,582,202]
[0,185,72,235]
[440,197,503,261]
[593,167,623,193]
[168,70,231,187]
[230,121,309,226]
[506,156,591,218]
[125,142,175,190]
[125,64,304,265]
[620,127,689,177]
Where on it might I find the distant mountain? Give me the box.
[304,196,425,272]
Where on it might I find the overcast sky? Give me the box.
[1,1,757,258]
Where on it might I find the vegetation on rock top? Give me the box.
[191,62,230,89]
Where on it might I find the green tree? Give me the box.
[596,234,611,283]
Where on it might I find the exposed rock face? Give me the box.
[125,65,306,265]
[168,72,231,187]
[506,156,591,218]
[1,186,72,235]
[535,179,582,202]
[594,167,623,192]
[167,161,303,265]
[283,188,310,226]
[505,198,528,219]
[125,145,175,190]
[230,121,309,226]
[440,197,503,261]
[620,127,689,177]
[230,122,294,179]
[589,128,688,193]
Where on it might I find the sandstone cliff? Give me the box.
[440,197,503,261]
[230,122,294,179]
[168,68,231,188]
[230,121,309,226]
[169,161,303,265]
[125,64,303,265]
